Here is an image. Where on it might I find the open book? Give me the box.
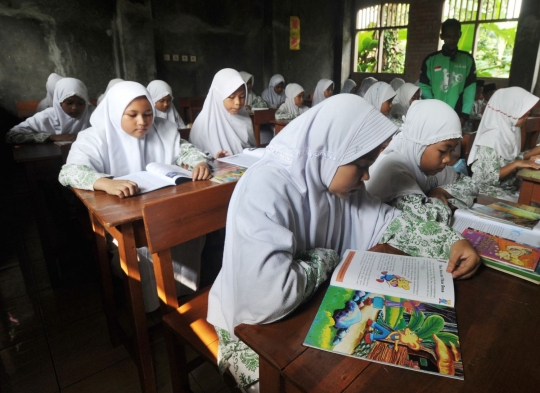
[115,163,192,194]
[304,251,463,379]
[468,202,540,229]
[216,147,265,168]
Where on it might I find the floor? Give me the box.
[0,156,231,393]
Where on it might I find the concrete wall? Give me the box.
[0,0,115,115]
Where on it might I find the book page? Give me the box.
[242,147,266,159]
[331,250,454,307]
[217,151,263,168]
[452,207,540,247]
[146,162,192,185]
[115,172,172,194]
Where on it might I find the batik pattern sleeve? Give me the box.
[390,194,453,225]
[440,173,479,208]
[58,164,112,190]
[379,210,463,259]
[174,139,211,169]
[471,146,519,197]
[5,130,50,144]
[275,106,296,120]
[250,95,269,109]
[295,248,340,303]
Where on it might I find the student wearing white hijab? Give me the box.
[7,77,94,144]
[208,95,480,391]
[311,79,334,106]
[36,72,64,112]
[366,100,478,221]
[97,78,124,105]
[190,68,255,157]
[239,71,268,110]
[275,83,309,120]
[261,74,286,108]
[388,83,421,124]
[147,80,187,129]
[364,81,397,116]
[356,76,377,97]
[59,81,211,311]
[341,79,357,94]
[389,77,406,92]
[468,87,540,200]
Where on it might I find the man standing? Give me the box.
[419,18,476,123]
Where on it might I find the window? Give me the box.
[355,3,410,73]
[443,0,522,78]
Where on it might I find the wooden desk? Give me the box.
[236,244,540,393]
[517,169,540,206]
[460,131,476,160]
[73,162,238,393]
[253,108,277,147]
[270,119,290,136]
[521,117,540,152]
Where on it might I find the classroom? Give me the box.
[2,1,540,393]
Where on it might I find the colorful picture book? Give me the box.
[304,250,463,379]
[462,228,540,284]
[210,165,246,184]
[468,202,540,229]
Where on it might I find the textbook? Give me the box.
[304,250,463,379]
[115,163,192,193]
[210,165,246,184]
[462,228,540,284]
[216,147,265,168]
[468,202,540,229]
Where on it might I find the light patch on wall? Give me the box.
[0,4,67,76]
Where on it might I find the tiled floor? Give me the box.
[0,160,231,393]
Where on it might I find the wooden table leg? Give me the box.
[259,356,282,393]
[518,180,534,205]
[116,223,157,393]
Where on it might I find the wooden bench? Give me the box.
[16,99,98,119]
[252,108,277,147]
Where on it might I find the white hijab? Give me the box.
[189,68,255,156]
[67,81,181,177]
[341,79,357,94]
[146,80,187,129]
[13,77,93,135]
[97,78,124,105]
[36,73,64,112]
[207,94,400,335]
[239,71,256,106]
[261,74,286,107]
[364,82,396,113]
[366,100,462,202]
[312,79,334,107]
[278,83,308,117]
[356,77,377,97]
[390,78,405,92]
[389,83,420,120]
[467,87,539,164]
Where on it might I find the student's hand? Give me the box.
[524,145,540,159]
[528,154,540,164]
[93,178,139,198]
[215,150,230,159]
[426,187,453,206]
[49,134,76,142]
[512,160,540,171]
[447,239,481,279]
[191,162,212,181]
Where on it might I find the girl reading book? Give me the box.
[207,95,480,391]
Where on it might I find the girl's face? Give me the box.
[420,138,459,175]
[121,96,153,138]
[409,90,421,105]
[155,94,172,113]
[329,146,381,199]
[274,82,285,95]
[380,98,393,116]
[61,95,86,118]
[324,85,334,98]
[294,92,305,107]
[516,110,531,127]
[223,85,246,115]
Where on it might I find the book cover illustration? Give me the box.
[210,165,246,183]
[304,286,463,379]
[469,203,540,229]
[462,228,540,271]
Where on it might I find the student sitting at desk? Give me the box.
[239,71,268,110]
[147,79,187,129]
[311,78,334,106]
[261,74,286,109]
[6,78,94,144]
[275,83,309,120]
[190,68,255,157]
[366,100,478,225]
[467,87,540,200]
[341,79,357,94]
[364,81,396,117]
[356,76,377,97]
[36,72,64,112]
[388,82,421,126]
[59,81,211,311]
[207,95,480,392]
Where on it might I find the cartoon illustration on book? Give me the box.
[376,271,412,290]
[305,286,462,378]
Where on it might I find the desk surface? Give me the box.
[12,143,62,162]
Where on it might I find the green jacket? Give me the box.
[419,48,476,119]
